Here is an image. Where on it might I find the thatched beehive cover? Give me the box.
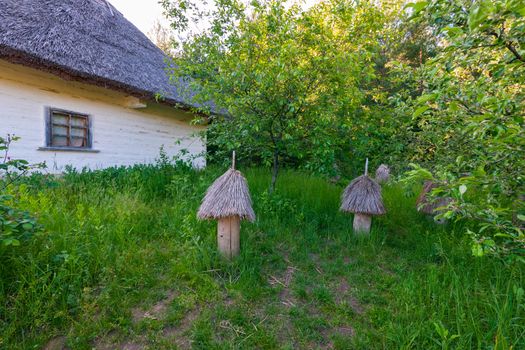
[375,164,391,183]
[340,175,386,215]
[198,169,256,222]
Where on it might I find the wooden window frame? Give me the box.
[40,107,98,152]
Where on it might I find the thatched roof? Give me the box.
[416,181,452,214]
[198,169,256,222]
[375,164,391,184]
[340,175,386,215]
[0,0,195,107]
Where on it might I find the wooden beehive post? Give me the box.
[353,213,371,234]
[217,215,240,258]
[219,151,240,258]
[354,159,371,234]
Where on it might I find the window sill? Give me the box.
[38,147,100,153]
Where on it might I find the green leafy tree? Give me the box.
[163,0,385,190]
[405,0,525,259]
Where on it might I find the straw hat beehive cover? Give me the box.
[375,164,390,183]
[340,175,386,215]
[197,169,256,222]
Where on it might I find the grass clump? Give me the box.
[0,164,523,349]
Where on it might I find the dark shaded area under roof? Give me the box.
[0,0,193,107]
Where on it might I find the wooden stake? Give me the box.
[217,215,240,258]
[232,151,236,170]
[365,158,369,176]
[353,213,371,234]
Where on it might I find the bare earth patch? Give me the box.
[269,265,298,307]
[336,279,364,314]
[269,259,299,345]
[335,326,355,337]
[43,336,67,350]
[94,338,148,350]
[162,306,201,350]
[343,256,354,265]
[92,328,149,350]
[132,290,177,323]
[119,341,147,350]
[319,325,355,350]
[309,253,324,274]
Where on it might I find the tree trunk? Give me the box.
[270,149,279,193]
[217,216,240,259]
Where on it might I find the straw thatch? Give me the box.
[0,0,199,107]
[198,169,256,222]
[375,164,390,184]
[340,175,386,215]
[416,181,452,214]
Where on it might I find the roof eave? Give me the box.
[0,44,196,110]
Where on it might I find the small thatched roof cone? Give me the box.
[375,164,390,184]
[197,152,255,258]
[340,159,386,234]
[197,168,256,222]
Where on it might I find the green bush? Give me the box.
[0,193,42,248]
[1,134,45,255]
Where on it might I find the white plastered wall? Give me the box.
[0,59,206,172]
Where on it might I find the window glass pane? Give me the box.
[71,137,85,147]
[71,128,86,138]
[52,125,68,137]
[51,136,68,147]
[51,113,68,125]
[48,109,91,148]
[71,116,87,127]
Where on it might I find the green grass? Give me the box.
[1,164,523,349]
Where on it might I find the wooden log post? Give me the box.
[353,213,371,234]
[217,215,240,258]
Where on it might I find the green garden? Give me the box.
[1,0,524,348]
[0,160,523,349]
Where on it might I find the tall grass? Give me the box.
[0,164,523,349]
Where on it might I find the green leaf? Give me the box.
[472,243,484,257]
[468,1,494,31]
[441,26,463,38]
[413,106,429,117]
[22,223,34,230]
[507,0,525,16]
[2,238,20,247]
[406,1,428,14]
[417,93,437,103]
[517,215,525,222]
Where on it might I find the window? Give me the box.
[46,108,92,149]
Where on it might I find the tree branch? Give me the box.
[488,30,525,63]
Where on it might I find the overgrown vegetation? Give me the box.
[0,135,44,249]
[164,0,524,258]
[1,0,523,347]
[1,163,523,349]
[407,0,525,259]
